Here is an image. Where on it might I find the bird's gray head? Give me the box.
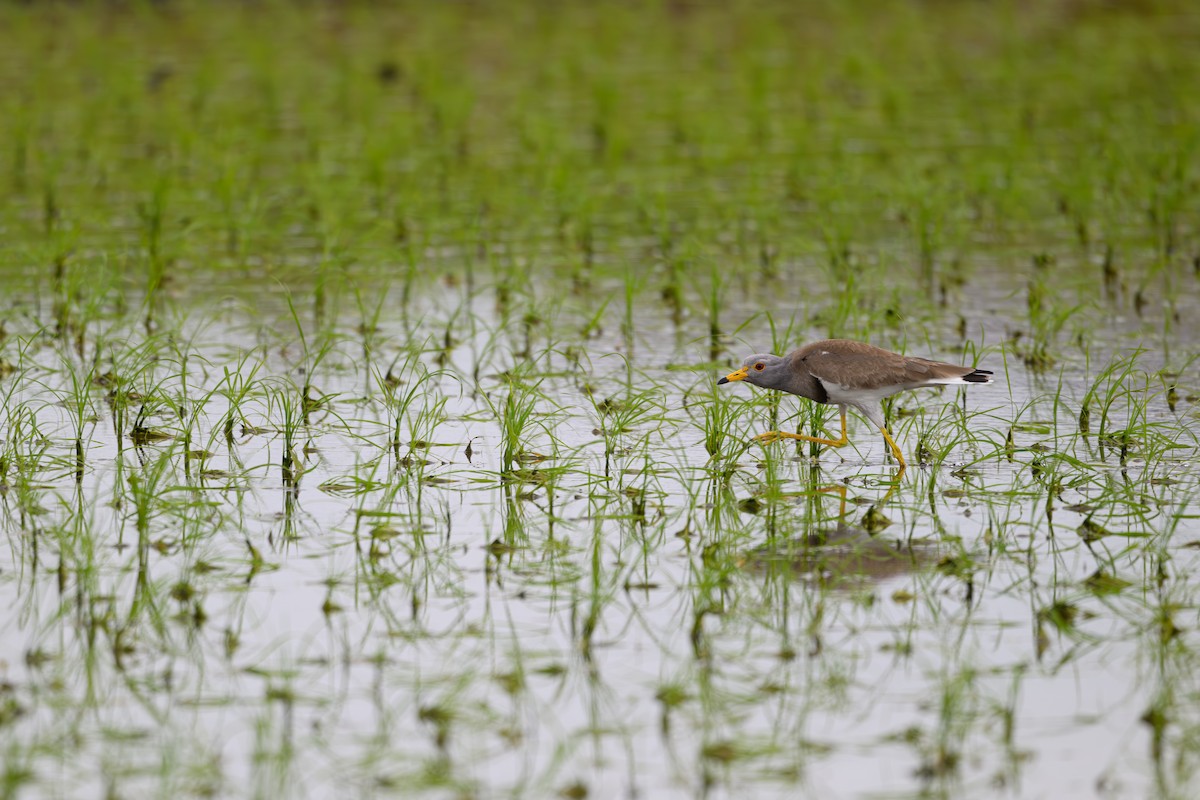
[717,353,787,390]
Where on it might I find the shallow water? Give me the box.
[1,257,1197,799]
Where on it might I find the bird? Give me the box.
[717,339,993,470]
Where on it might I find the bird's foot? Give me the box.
[755,431,847,447]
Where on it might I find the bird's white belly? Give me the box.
[818,381,907,429]
[823,382,907,404]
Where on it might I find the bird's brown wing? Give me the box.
[793,340,972,390]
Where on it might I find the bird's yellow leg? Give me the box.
[880,426,907,472]
[755,409,848,447]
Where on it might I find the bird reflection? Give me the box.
[745,520,939,591]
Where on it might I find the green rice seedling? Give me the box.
[1049,144,1102,256]
[46,256,119,361]
[371,345,447,465]
[264,379,305,488]
[311,254,338,331]
[480,366,559,477]
[697,384,746,469]
[36,165,78,284]
[1028,257,1089,372]
[488,250,525,326]
[90,325,185,455]
[211,143,262,260]
[213,349,267,447]
[431,302,471,372]
[899,174,959,301]
[586,362,666,459]
[1082,350,1154,453]
[407,393,450,455]
[124,375,182,450]
[620,264,647,370]
[149,325,219,477]
[45,352,105,483]
[137,169,173,331]
[907,374,1003,471]
[282,292,341,424]
[0,334,38,482]
[3,403,54,543]
[513,299,555,364]
[696,260,727,365]
[1146,145,1190,264]
[659,254,687,327]
[819,267,874,345]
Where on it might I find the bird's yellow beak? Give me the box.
[717,366,749,385]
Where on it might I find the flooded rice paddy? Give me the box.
[1,2,1199,799]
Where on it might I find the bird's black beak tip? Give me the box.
[717,377,729,385]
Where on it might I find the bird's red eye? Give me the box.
[754,363,765,371]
